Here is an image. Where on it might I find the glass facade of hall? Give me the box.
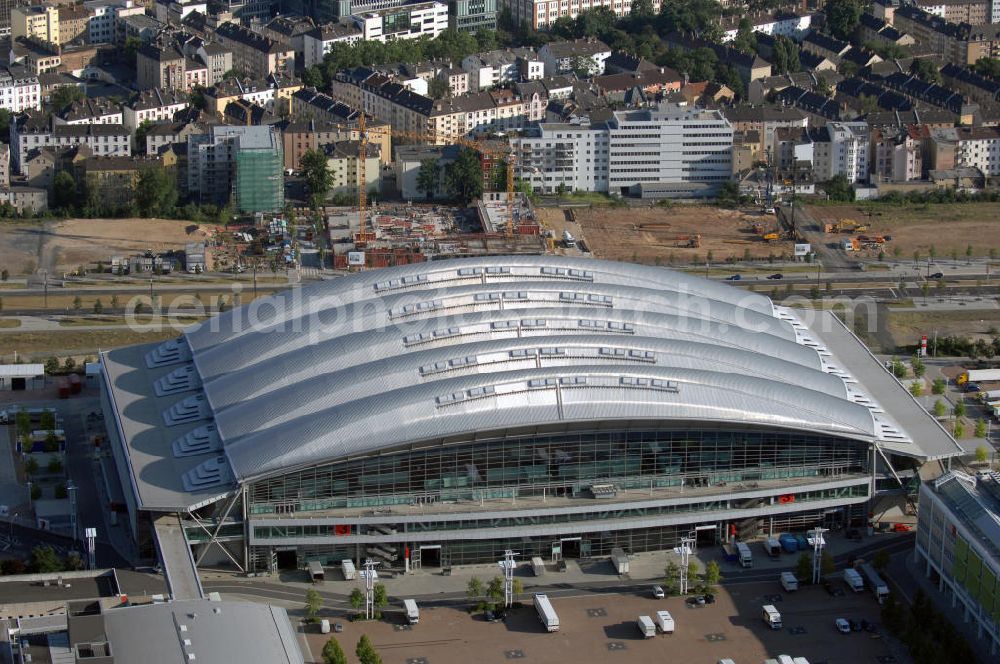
[248,428,869,514]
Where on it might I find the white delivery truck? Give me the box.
[792,658,811,664]
[341,559,356,580]
[764,537,781,557]
[859,563,890,604]
[655,610,674,634]
[843,568,864,593]
[610,547,629,574]
[736,542,753,568]
[762,604,782,630]
[531,556,545,576]
[320,619,330,634]
[780,572,799,592]
[534,594,560,632]
[563,230,576,248]
[637,615,656,638]
[403,599,419,624]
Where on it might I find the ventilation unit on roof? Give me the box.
[154,364,202,396]
[163,393,211,426]
[145,338,191,368]
[180,456,232,491]
[172,424,221,457]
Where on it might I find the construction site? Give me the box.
[328,193,548,269]
[541,204,798,265]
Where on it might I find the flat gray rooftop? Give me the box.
[102,341,235,511]
[802,310,964,461]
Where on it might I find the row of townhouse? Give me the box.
[0,69,41,113]
[330,67,547,141]
[502,0,661,30]
[891,5,1000,65]
[10,111,131,174]
[214,21,295,80]
[773,122,871,184]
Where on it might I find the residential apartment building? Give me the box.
[214,21,294,80]
[137,41,187,91]
[915,471,1000,657]
[325,139,380,196]
[893,6,1000,65]
[502,0,661,30]
[76,155,164,209]
[144,119,208,156]
[11,38,60,75]
[302,22,362,68]
[58,4,89,45]
[936,125,1000,175]
[280,116,388,170]
[352,1,449,42]
[538,39,610,77]
[123,88,189,133]
[0,70,41,113]
[449,0,496,32]
[514,104,733,197]
[460,48,542,92]
[872,125,923,181]
[53,97,123,125]
[720,11,813,42]
[723,105,809,163]
[812,122,870,183]
[11,113,131,173]
[187,125,284,213]
[12,5,59,46]
[206,74,302,116]
[120,14,164,45]
[85,0,143,44]
[914,0,989,25]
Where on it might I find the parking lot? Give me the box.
[302,581,899,664]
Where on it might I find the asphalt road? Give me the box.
[201,535,915,612]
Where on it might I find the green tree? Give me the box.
[821,551,835,577]
[304,588,322,623]
[322,637,347,664]
[47,457,62,474]
[427,76,450,99]
[823,174,855,202]
[733,17,757,54]
[52,170,78,213]
[686,561,699,589]
[955,421,966,438]
[704,560,722,587]
[932,378,946,395]
[29,546,63,573]
[873,548,891,572]
[72,295,82,312]
[933,400,947,417]
[825,0,862,40]
[794,552,812,582]
[912,355,925,378]
[50,85,84,111]
[966,244,974,262]
[302,66,324,89]
[301,149,333,208]
[663,561,680,595]
[0,109,11,139]
[134,120,155,154]
[486,575,504,608]
[467,576,484,608]
[631,0,654,19]
[30,484,41,501]
[910,58,941,84]
[715,180,741,208]
[24,456,38,475]
[136,167,178,217]
[891,358,906,378]
[372,582,388,617]
[975,444,989,463]
[40,410,55,430]
[348,588,364,615]
[93,298,103,315]
[444,147,485,204]
[910,380,923,397]
[975,420,988,439]
[416,158,439,200]
[111,294,119,310]
[511,578,524,603]
[356,634,382,664]
[955,400,967,418]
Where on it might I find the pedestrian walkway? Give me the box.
[154,514,203,600]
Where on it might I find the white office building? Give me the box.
[812,121,869,183]
[515,104,733,197]
[352,1,448,42]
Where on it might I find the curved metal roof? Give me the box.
[153,257,886,482]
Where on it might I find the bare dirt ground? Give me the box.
[0,218,212,276]
[886,309,1000,347]
[537,205,795,265]
[805,203,1000,259]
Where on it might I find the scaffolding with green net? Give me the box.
[235,145,284,214]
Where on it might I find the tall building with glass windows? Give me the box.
[448,0,496,32]
[100,257,962,578]
[916,471,1000,656]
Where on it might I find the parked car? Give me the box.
[929,272,944,279]
[484,610,500,622]
[767,273,784,280]
[892,523,912,532]
[725,274,742,281]
[849,619,862,632]
[836,618,851,634]
[652,585,665,599]
[685,595,706,607]
[702,593,715,604]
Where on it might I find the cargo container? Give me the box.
[859,563,889,603]
[780,572,798,592]
[403,599,419,624]
[341,559,356,580]
[531,556,545,576]
[736,542,752,568]
[610,547,629,574]
[843,568,864,592]
[308,560,324,583]
[764,538,781,557]
[779,533,798,552]
[534,594,559,632]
